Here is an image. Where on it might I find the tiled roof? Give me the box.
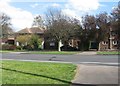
[17,27,44,34]
[17,28,32,34]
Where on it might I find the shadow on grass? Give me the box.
[2,67,71,84]
[1,67,112,86]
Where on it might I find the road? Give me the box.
[1,53,119,65]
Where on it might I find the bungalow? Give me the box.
[15,26,45,49]
[16,27,80,51]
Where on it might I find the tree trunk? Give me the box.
[98,42,101,51]
[58,40,63,52]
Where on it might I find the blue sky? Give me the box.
[10,2,118,15]
[0,0,119,31]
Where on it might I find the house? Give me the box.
[99,27,119,51]
[16,27,80,51]
[0,28,15,50]
[16,26,45,49]
[0,29,15,45]
[16,27,60,50]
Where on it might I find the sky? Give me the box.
[0,0,119,32]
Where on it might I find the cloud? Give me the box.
[30,3,39,8]
[61,0,100,21]
[0,0,11,2]
[0,0,34,31]
[62,9,81,19]
[51,3,60,7]
[68,0,100,12]
[0,0,101,31]
[62,9,82,22]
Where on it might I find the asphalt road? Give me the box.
[1,53,119,65]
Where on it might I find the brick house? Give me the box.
[0,29,15,45]
[99,27,119,51]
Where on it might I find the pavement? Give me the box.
[76,51,97,55]
[72,64,119,85]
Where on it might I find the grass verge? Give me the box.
[0,50,79,55]
[29,51,79,55]
[0,50,26,53]
[1,60,76,84]
[97,51,120,55]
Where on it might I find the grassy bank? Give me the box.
[97,51,120,55]
[2,60,76,84]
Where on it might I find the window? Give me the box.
[113,41,118,45]
[102,41,108,45]
[50,42,55,46]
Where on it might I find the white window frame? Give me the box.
[102,41,107,45]
[113,41,118,45]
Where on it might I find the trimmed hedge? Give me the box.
[1,44,16,50]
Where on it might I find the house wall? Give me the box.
[99,41,109,51]
[99,27,118,51]
[44,41,58,50]
[0,38,15,45]
[69,39,80,49]
[111,39,119,50]
[99,39,119,51]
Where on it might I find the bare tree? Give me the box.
[0,12,13,38]
[81,15,98,50]
[45,9,78,51]
[111,1,120,49]
[95,12,111,50]
[32,15,44,28]
[96,12,110,42]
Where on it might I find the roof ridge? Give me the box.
[27,28,32,33]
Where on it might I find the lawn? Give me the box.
[0,50,13,53]
[29,51,79,55]
[0,50,26,53]
[97,51,120,55]
[0,50,79,55]
[1,60,76,84]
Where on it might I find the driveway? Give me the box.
[76,51,97,55]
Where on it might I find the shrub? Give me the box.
[23,45,34,51]
[29,35,42,50]
[9,45,16,50]
[0,44,2,50]
[2,44,16,50]
[16,46,22,50]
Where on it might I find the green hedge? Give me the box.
[1,44,16,50]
